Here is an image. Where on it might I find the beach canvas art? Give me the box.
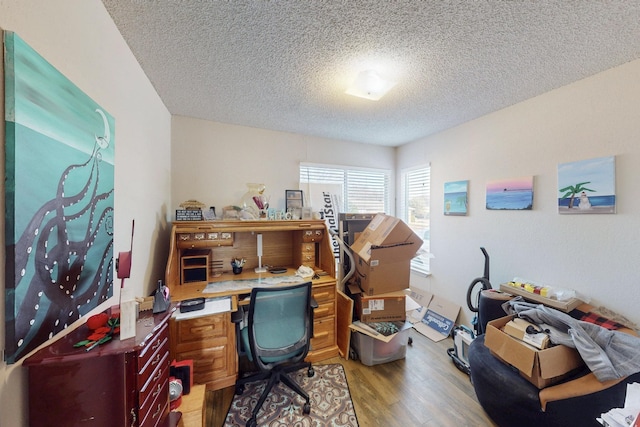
[444,180,468,216]
[558,156,615,214]
[4,32,115,363]
[486,176,534,210]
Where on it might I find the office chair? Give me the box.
[234,282,316,427]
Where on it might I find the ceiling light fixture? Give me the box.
[345,70,397,101]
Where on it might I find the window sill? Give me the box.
[410,266,431,277]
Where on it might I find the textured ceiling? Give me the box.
[101,1,640,147]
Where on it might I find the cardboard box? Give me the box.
[350,214,423,295]
[484,315,585,389]
[351,288,407,323]
[406,287,460,342]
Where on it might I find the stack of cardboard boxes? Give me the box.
[349,214,423,324]
[346,214,423,365]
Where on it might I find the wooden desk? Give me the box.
[166,220,339,391]
[176,384,206,427]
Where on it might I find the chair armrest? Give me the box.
[309,297,318,338]
[231,306,244,324]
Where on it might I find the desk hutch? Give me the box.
[165,219,339,391]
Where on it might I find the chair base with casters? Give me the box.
[232,282,317,427]
[235,359,315,426]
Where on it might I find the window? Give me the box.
[299,163,390,213]
[400,165,431,274]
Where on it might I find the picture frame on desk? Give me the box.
[286,190,304,210]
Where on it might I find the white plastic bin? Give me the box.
[351,328,410,366]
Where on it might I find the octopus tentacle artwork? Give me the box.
[4,32,115,363]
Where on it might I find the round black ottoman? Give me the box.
[468,334,639,427]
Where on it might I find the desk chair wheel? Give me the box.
[235,384,245,395]
[307,366,315,377]
[303,402,311,414]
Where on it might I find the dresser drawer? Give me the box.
[138,341,169,389]
[311,316,335,351]
[139,351,169,414]
[140,380,169,427]
[138,322,169,371]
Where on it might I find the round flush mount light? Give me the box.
[345,69,397,101]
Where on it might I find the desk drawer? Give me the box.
[302,229,324,242]
[176,313,229,342]
[178,345,231,384]
[312,284,335,305]
[311,316,335,351]
[313,301,335,319]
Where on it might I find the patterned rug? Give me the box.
[224,363,359,427]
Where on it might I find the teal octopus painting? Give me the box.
[4,32,115,363]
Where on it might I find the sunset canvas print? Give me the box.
[486,176,534,210]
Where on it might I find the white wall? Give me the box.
[0,1,172,425]
[399,59,640,329]
[171,115,395,214]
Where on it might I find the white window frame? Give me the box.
[400,164,431,275]
[299,163,391,214]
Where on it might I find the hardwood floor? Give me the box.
[204,330,498,426]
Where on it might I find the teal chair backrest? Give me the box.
[245,281,312,368]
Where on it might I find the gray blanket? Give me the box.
[503,298,640,382]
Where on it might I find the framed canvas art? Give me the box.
[486,176,534,210]
[444,180,468,216]
[4,32,115,363]
[558,156,615,214]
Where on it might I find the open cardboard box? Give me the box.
[350,214,422,296]
[484,315,585,389]
[406,287,460,342]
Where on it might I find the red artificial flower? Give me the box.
[87,332,107,341]
[87,313,109,330]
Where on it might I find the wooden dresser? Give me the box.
[24,308,177,427]
[165,220,339,390]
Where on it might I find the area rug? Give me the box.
[224,363,359,427]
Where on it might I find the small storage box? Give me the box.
[351,328,410,366]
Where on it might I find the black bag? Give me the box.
[153,280,170,313]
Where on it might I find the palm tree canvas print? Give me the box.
[4,32,115,364]
[558,156,615,214]
[444,180,468,215]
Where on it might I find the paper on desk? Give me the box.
[173,297,232,321]
[596,383,640,426]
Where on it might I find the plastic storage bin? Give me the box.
[351,328,410,366]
